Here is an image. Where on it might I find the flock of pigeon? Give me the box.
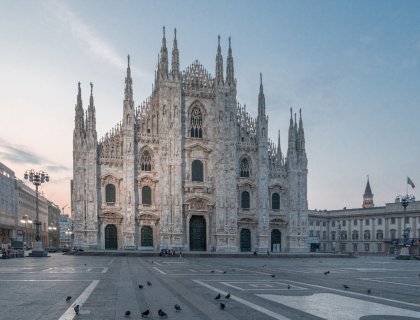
[323,270,372,294]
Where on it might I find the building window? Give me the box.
[240,158,250,177]
[365,243,370,252]
[404,217,410,224]
[316,220,320,226]
[322,231,327,240]
[316,231,320,237]
[332,221,336,227]
[376,230,383,240]
[377,218,382,225]
[331,231,336,240]
[391,217,396,224]
[241,191,250,209]
[140,150,152,171]
[191,160,203,182]
[190,106,203,138]
[309,230,314,237]
[309,220,314,226]
[105,184,116,203]
[390,229,397,239]
[272,193,280,210]
[341,231,347,240]
[377,243,383,252]
[364,230,371,240]
[353,219,357,226]
[365,219,370,226]
[353,243,358,252]
[340,243,346,252]
[342,220,346,227]
[323,221,326,227]
[142,186,152,205]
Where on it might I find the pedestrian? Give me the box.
[253,249,257,256]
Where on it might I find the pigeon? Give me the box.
[287,285,291,289]
[219,302,225,310]
[151,260,154,264]
[271,274,275,278]
[147,281,152,286]
[174,304,181,311]
[225,293,230,299]
[158,309,168,318]
[211,270,215,273]
[139,284,144,289]
[367,289,371,294]
[84,263,87,266]
[223,271,227,274]
[66,296,72,302]
[74,305,80,315]
[343,285,349,290]
[324,271,330,275]
[141,309,150,318]
[215,293,221,300]
[231,268,235,272]
[125,310,131,317]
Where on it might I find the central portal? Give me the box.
[189,215,206,251]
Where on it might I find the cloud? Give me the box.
[0,140,70,172]
[44,1,126,71]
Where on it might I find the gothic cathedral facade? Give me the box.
[72,29,309,253]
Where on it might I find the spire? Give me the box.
[159,26,168,80]
[124,55,133,101]
[215,35,224,86]
[297,109,305,152]
[226,37,235,86]
[258,73,266,115]
[74,82,85,135]
[171,28,179,80]
[277,129,282,158]
[287,108,296,163]
[362,176,374,208]
[87,82,96,137]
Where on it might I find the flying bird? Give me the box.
[220,302,225,310]
[324,271,330,275]
[158,309,168,318]
[66,296,72,302]
[174,304,181,311]
[125,310,131,317]
[141,309,150,318]
[343,285,349,290]
[225,293,230,299]
[74,305,80,315]
[147,281,152,286]
[215,293,221,300]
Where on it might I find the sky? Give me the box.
[1,0,420,213]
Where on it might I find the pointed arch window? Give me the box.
[272,193,280,210]
[105,184,116,204]
[141,150,152,171]
[241,191,250,209]
[142,186,152,205]
[190,107,203,138]
[240,158,250,177]
[192,160,203,182]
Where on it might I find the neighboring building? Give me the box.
[48,202,61,248]
[72,29,309,252]
[308,179,420,255]
[0,162,17,245]
[59,214,73,248]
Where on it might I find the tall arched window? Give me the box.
[352,230,359,240]
[142,186,152,205]
[272,193,280,210]
[190,107,203,138]
[192,160,203,182]
[241,191,250,209]
[376,230,383,240]
[240,158,250,177]
[141,149,152,171]
[331,231,336,240]
[390,229,397,239]
[105,184,116,203]
[364,230,371,240]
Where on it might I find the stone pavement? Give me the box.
[1,254,420,319]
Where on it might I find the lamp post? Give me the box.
[24,169,49,257]
[337,223,342,253]
[20,215,33,248]
[395,194,415,211]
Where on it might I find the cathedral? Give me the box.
[72,28,309,253]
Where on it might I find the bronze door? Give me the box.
[141,226,153,247]
[105,224,118,250]
[240,228,251,252]
[189,216,206,251]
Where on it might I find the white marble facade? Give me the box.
[72,29,308,252]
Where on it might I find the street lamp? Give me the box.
[395,194,415,211]
[24,169,49,257]
[20,215,33,247]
